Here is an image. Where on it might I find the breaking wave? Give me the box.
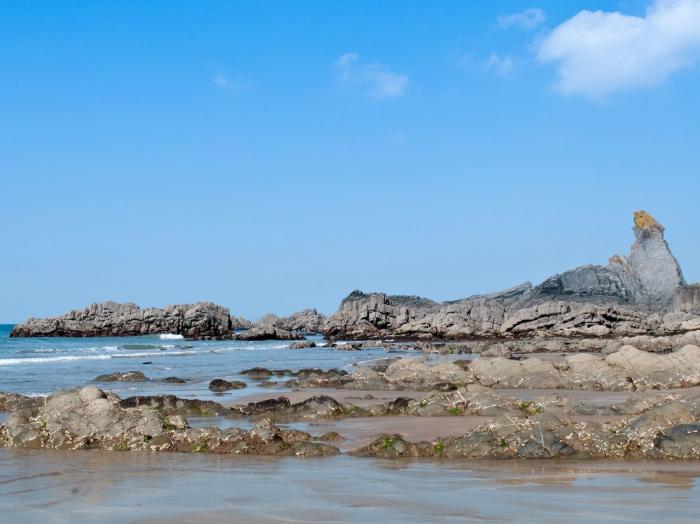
[159,334,184,340]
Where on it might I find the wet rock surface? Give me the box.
[208,379,247,392]
[0,387,338,456]
[94,371,150,382]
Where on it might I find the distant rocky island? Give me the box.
[12,210,700,347]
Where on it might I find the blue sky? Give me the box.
[2,0,699,322]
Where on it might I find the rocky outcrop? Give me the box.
[232,324,303,341]
[230,315,254,330]
[323,211,692,340]
[232,309,326,340]
[274,309,326,333]
[351,400,700,459]
[11,302,233,340]
[528,211,685,308]
[0,387,338,456]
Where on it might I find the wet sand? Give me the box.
[2,449,700,523]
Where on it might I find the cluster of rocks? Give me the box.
[352,400,700,460]
[5,383,700,460]
[256,344,700,392]
[10,302,234,340]
[0,387,338,456]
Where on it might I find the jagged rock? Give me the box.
[275,309,326,333]
[500,301,659,337]
[11,302,233,339]
[232,324,303,341]
[0,388,339,456]
[208,379,247,392]
[94,371,149,382]
[322,211,693,341]
[289,340,316,349]
[0,393,42,412]
[230,315,254,330]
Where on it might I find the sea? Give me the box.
[2,324,700,523]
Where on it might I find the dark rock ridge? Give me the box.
[11,301,233,340]
[323,211,693,340]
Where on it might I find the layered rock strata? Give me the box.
[323,211,693,340]
[11,301,233,340]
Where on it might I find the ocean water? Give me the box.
[0,324,411,399]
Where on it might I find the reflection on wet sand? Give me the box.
[2,450,700,523]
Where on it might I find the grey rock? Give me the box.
[673,284,700,315]
[11,301,233,340]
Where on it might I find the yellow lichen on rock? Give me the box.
[634,210,662,231]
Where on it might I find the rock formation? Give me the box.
[233,308,326,340]
[323,211,692,340]
[10,301,233,339]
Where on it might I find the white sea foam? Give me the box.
[159,334,184,340]
[0,355,113,366]
[0,350,197,366]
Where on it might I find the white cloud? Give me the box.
[537,0,700,98]
[334,53,408,99]
[498,8,546,30]
[484,53,516,77]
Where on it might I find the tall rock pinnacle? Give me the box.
[530,210,685,310]
[626,210,686,308]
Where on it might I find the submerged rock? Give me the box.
[208,379,247,392]
[94,371,149,382]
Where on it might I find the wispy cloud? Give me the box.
[211,73,251,93]
[537,0,700,99]
[387,132,406,144]
[498,8,546,30]
[484,53,516,77]
[334,53,408,99]
[456,52,517,78]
